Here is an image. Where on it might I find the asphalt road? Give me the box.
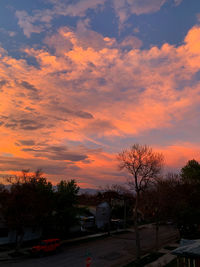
[1,225,178,267]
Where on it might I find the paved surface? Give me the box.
[145,243,178,267]
[0,225,179,267]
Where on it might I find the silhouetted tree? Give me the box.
[118,144,164,259]
[181,159,200,184]
[99,184,134,228]
[1,170,54,251]
[141,171,200,240]
[54,179,80,236]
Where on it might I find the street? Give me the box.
[1,225,178,267]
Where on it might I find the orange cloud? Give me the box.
[0,24,200,187]
[157,143,200,169]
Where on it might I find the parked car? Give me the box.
[80,216,95,231]
[31,238,61,256]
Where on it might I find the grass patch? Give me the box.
[124,252,164,267]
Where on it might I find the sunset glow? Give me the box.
[1,0,200,187]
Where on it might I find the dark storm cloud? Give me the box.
[20,81,38,92]
[25,106,36,111]
[21,148,38,152]
[19,119,45,130]
[21,145,67,153]
[4,123,18,129]
[0,80,7,89]
[47,153,87,161]
[47,145,67,152]
[18,140,36,146]
[17,81,41,101]
[50,101,93,119]
[0,156,70,175]
[74,110,93,119]
[3,115,46,131]
[21,144,88,162]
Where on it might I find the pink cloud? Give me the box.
[0,24,200,186]
[112,0,183,25]
[15,11,44,37]
[15,0,183,37]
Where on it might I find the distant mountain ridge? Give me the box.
[79,188,99,195]
[3,184,99,195]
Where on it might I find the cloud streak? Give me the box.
[112,0,183,24]
[15,0,182,37]
[1,9,200,187]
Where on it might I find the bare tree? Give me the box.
[118,144,164,259]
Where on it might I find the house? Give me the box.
[172,239,200,266]
[0,226,42,246]
[96,202,111,230]
[0,205,41,245]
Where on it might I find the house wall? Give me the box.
[0,227,42,245]
[96,202,111,229]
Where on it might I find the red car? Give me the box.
[31,238,61,255]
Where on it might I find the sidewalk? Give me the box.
[62,228,130,245]
[144,243,178,267]
[0,249,30,262]
[62,224,153,245]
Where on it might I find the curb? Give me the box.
[61,229,131,245]
[144,243,179,267]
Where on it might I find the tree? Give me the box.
[140,174,180,250]
[1,170,54,251]
[54,179,80,236]
[99,184,134,229]
[181,159,200,184]
[118,144,164,259]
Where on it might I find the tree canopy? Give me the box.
[181,159,200,184]
[53,179,80,236]
[118,144,164,259]
[0,171,81,248]
[118,144,164,192]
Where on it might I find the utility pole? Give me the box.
[124,198,127,229]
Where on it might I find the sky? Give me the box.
[0,0,200,188]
